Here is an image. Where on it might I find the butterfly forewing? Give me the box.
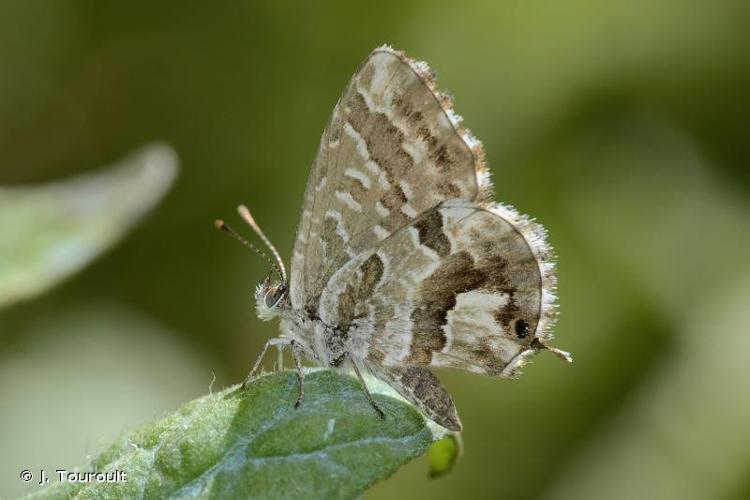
[289,47,491,312]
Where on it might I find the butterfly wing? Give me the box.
[318,199,556,377]
[289,46,492,313]
[368,364,462,431]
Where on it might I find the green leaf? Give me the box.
[0,143,178,309]
[24,369,448,500]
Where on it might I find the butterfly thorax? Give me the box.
[277,305,351,367]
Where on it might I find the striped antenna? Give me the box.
[214,219,284,281]
[237,205,288,284]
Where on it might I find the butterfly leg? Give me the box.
[350,358,386,420]
[290,339,305,408]
[275,344,285,371]
[241,337,293,389]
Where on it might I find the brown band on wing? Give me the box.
[348,92,412,188]
[413,209,451,257]
[408,250,486,364]
[336,253,385,332]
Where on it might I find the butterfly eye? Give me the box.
[265,285,286,308]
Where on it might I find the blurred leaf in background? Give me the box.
[0,143,177,309]
[1,0,749,499]
[0,142,198,498]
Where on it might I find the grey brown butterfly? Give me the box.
[216,45,571,431]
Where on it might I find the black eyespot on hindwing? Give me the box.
[514,319,530,339]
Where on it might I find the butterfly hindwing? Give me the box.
[368,364,462,431]
[318,200,556,379]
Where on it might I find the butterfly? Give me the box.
[216,45,571,431]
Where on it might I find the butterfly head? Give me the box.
[255,275,287,321]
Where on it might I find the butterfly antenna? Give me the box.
[237,204,288,284]
[214,219,283,279]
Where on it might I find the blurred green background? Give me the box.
[2,1,749,498]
